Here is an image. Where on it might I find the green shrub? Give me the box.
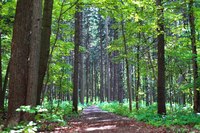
[99,102,200,128]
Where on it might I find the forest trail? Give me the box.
[53,106,168,133]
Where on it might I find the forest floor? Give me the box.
[51,106,172,133]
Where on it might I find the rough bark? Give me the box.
[7,0,32,125]
[156,0,166,115]
[25,0,42,119]
[37,0,53,105]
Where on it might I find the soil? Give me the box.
[51,106,170,133]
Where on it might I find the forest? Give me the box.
[0,0,200,132]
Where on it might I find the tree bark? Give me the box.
[121,20,132,112]
[37,0,53,105]
[189,0,200,113]
[136,45,140,110]
[0,31,3,112]
[118,62,124,103]
[156,0,166,115]
[25,0,42,120]
[72,5,81,112]
[7,0,32,125]
[99,17,104,102]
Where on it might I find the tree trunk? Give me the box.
[24,0,42,121]
[136,45,140,110]
[86,55,90,104]
[37,0,53,105]
[7,0,32,125]
[156,0,166,115]
[79,45,84,104]
[118,62,124,103]
[0,61,10,114]
[189,0,200,113]
[0,31,3,112]
[121,20,132,112]
[100,18,104,102]
[72,5,81,113]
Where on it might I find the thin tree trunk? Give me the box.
[189,0,200,113]
[121,20,132,112]
[79,46,84,104]
[118,62,124,103]
[37,0,53,105]
[100,18,104,102]
[0,31,3,112]
[72,4,81,112]
[156,0,166,115]
[136,45,140,110]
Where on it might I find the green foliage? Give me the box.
[99,102,200,128]
[3,101,82,132]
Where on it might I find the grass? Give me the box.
[98,101,200,129]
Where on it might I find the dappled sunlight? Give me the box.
[66,106,167,133]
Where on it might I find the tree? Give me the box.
[156,0,166,115]
[189,0,200,113]
[24,0,42,121]
[37,0,54,105]
[121,20,132,112]
[7,0,32,125]
[72,4,82,113]
[7,0,42,125]
[0,29,3,112]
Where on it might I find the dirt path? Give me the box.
[53,105,168,133]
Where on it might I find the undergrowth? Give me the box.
[99,102,200,129]
[2,100,87,133]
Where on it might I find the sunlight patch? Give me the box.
[87,117,98,120]
[85,125,116,131]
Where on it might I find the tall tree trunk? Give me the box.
[0,61,10,114]
[100,18,104,102]
[94,67,98,102]
[136,45,140,110]
[7,0,32,125]
[113,27,118,101]
[0,31,3,112]
[72,5,81,112]
[24,0,42,121]
[79,45,84,104]
[121,20,132,112]
[189,0,200,113]
[156,0,166,115]
[118,62,124,103]
[37,0,53,105]
[86,55,90,104]
[91,62,94,102]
